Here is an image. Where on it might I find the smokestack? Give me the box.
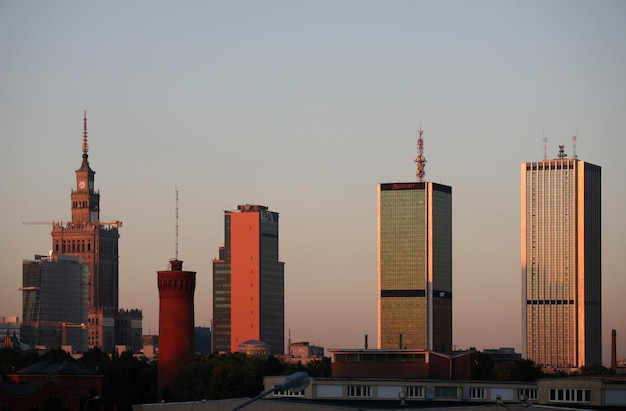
[612,329,617,370]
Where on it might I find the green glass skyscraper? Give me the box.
[377,129,452,351]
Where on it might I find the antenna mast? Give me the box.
[82,110,88,155]
[572,132,577,159]
[175,186,179,260]
[543,132,547,161]
[415,125,426,182]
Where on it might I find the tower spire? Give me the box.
[82,110,89,165]
[415,125,426,182]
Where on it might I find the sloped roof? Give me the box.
[16,360,96,376]
[0,381,46,397]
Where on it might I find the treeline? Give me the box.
[0,347,330,410]
[470,351,614,381]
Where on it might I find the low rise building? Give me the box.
[329,349,471,380]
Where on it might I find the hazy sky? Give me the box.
[1,1,624,365]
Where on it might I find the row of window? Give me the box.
[344,385,537,400]
[549,388,590,403]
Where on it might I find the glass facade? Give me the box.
[521,159,601,368]
[21,255,89,351]
[378,182,452,351]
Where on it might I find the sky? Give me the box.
[1,1,625,366]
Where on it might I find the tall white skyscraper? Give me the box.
[521,145,602,369]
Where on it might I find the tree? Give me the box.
[471,351,494,380]
[495,358,543,382]
[579,363,611,376]
[305,357,331,377]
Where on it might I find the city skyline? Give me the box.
[1,2,625,366]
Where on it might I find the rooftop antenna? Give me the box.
[175,185,179,260]
[415,124,426,182]
[572,131,577,159]
[543,131,547,161]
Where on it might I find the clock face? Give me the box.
[78,181,86,189]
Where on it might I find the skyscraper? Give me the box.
[521,144,602,369]
[212,204,285,355]
[46,112,140,350]
[157,259,196,399]
[377,129,452,351]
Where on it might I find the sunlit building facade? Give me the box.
[377,182,452,352]
[212,204,285,355]
[521,147,601,369]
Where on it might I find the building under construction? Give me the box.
[21,254,88,352]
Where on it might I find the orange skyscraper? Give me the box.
[157,259,196,399]
[212,204,284,355]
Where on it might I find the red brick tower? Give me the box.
[157,259,196,399]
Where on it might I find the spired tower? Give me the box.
[50,112,122,349]
[377,128,452,351]
[157,259,196,399]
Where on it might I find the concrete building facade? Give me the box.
[521,145,602,369]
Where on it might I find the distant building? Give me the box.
[0,360,104,410]
[21,254,88,352]
[116,309,143,352]
[0,317,21,346]
[195,326,212,354]
[289,341,324,358]
[238,339,271,356]
[378,129,452,352]
[212,204,285,355]
[157,259,196,400]
[521,145,602,369]
[329,349,470,380]
[483,347,522,365]
[38,112,141,351]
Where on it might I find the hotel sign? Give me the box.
[380,182,425,191]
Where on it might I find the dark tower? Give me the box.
[50,111,122,349]
[157,259,196,399]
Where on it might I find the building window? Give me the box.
[273,389,305,397]
[406,386,424,398]
[548,388,590,403]
[434,386,458,399]
[347,385,371,398]
[518,388,537,401]
[469,387,485,399]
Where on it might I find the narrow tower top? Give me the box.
[82,110,88,155]
[415,126,426,182]
[81,110,90,168]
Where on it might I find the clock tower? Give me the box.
[50,111,123,349]
[71,112,100,224]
